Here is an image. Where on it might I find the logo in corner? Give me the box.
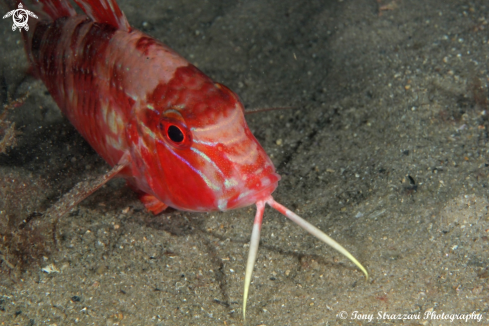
[3,3,38,32]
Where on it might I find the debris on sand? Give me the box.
[0,93,28,154]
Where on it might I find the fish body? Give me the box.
[11,0,368,318]
[21,0,279,213]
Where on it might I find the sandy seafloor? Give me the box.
[1,0,489,325]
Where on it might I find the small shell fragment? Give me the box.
[42,263,60,274]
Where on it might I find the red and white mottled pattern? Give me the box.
[18,2,368,317]
[23,0,279,212]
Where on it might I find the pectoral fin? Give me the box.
[137,193,168,215]
[45,152,130,223]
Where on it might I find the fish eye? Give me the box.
[167,125,184,143]
[158,115,192,149]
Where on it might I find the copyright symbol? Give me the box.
[337,311,348,319]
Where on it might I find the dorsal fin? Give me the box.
[73,0,131,32]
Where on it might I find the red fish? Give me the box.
[12,0,367,317]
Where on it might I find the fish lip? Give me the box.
[225,174,280,210]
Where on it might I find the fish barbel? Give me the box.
[11,0,368,318]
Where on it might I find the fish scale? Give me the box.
[10,0,368,318]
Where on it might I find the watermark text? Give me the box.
[336,310,483,323]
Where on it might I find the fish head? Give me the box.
[129,65,280,212]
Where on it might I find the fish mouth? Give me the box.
[224,173,280,210]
